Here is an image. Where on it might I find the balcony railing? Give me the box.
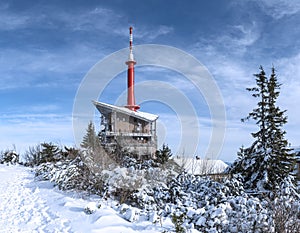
[105,131,153,137]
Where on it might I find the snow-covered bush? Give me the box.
[31,139,300,232]
[171,211,188,233]
[0,150,19,165]
[24,143,78,166]
[121,155,159,169]
[101,163,175,204]
[35,157,104,194]
[155,143,172,164]
[270,177,300,232]
[131,173,276,232]
[118,204,140,222]
[84,202,99,215]
[34,145,173,199]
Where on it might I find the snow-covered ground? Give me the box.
[2,161,298,232]
[0,164,176,233]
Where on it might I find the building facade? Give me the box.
[94,101,158,157]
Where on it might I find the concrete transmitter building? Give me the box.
[93,27,158,157]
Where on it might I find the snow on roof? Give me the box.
[93,100,158,122]
[173,157,228,175]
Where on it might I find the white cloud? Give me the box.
[61,7,122,33]
[9,104,61,113]
[212,22,260,56]
[192,22,260,58]
[256,0,300,19]
[135,25,173,40]
[0,113,74,153]
[0,43,102,90]
[0,14,29,30]
[232,23,260,46]
[111,24,173,42]
[0,4,174,91]
[189,40,257,121]
[0,3,30,30]
[0,4,173,42]
[0,4,117,32]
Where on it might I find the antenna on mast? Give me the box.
[125,27,140,111]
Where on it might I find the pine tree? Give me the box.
[266,67,295,188]
[80,121,112,173]
[228,145,246,175]
[229,66,296,191]
[239,66,270,190]
[81,121,101,152]
[242,66,269,151]
[40,142,61,163]
[155,143,172,164]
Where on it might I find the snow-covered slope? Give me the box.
[2,162,298,232]
[0,164,176,233]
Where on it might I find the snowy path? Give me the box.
[0,165,71,233]
[0,165,173,233]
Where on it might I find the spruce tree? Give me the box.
[81,121,101,152]
[81,121,113,174]
[228,145,246,175]
[155,143,172,164]
[229,66,295,191]
[40,142,61,163]
[266,67,295,188]
[242,66,269,151]
[240,66,270,190]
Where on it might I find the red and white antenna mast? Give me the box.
[125,26,140,111]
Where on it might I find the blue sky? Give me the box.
[1,0,300,161]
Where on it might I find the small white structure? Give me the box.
[174,157,228,175]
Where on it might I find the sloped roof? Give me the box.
[93,100,158,122]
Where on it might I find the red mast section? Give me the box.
[125,26,140,111]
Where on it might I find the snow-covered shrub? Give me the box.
[171,211,187,233]
[0,150,19,165]
[130,173,276,232]
[84,202,99,215]
[270,177,300,233]
[35,162,57,180]
[101,164,173,204]
[110,170,299,232]
[24,142,75,166]
[35,157,105,194]
[155,143,172,164]
[101,166,144,203]
[24,144,42,166]
[61,146,80,160]
[30,139,300,232]
[118,204,140,222]
[121,155,159,170]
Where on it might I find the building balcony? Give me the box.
[104,131,153,137]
